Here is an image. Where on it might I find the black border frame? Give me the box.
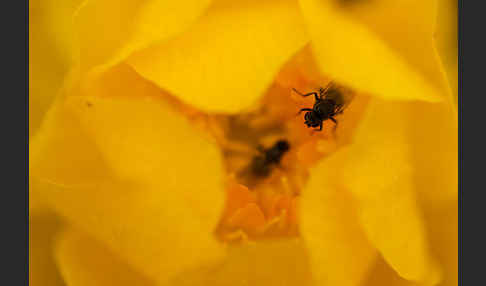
[459,0,486,285]
[3,0,28,285]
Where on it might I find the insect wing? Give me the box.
[324,84,354,114]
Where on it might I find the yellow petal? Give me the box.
[434,0,458,106]
[29,0,80,136]
[301,157,377,286]
[407,100,457,209]
[30,65,226,284]
[299,0,450,102]
[75,0,212,71]
[327,98,442,284]
[34,179,226,285]
[363,204,457,286]
[29,192,44,214]
[55,229,155,286]
[29,70,111,212]
[170,239,312,286]
[128,0,309,113]
[362,257,423,286]
[30,214,65,286]
[423,202,458,286]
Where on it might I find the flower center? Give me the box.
[178,48,367,243]
[210,85,340,243]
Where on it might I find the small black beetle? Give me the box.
[293,82,346,131]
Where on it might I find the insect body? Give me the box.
[250,139,290,178]
[293,83,346,131]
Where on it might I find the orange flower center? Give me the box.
[176,48,368,243]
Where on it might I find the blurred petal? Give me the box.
[29,97,111,187]
[75,0,212,71]
[128,0,309,113]
[29,68,108,212]
[29,0,81,136]
[434,0,458,106]
[362,201,457,286]
[407,101,457,209]
[30,214,65,286]
[325,98,443,284]
[55,229,155,286]
[34,179,225,285]
[30,65,226,284]
[171,239,312,286]
[423,202,458,286]
[29,192,44,214]
[362,257,423,286]
[301,158,377,286]
[299,0,450,102]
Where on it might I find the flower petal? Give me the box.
[30,214,65,286]
[328,98,443,284]
[170,239,312,286]
[75,0,212,71]
[34,178,226,285]
[55,229,155,286]
[362,257,423,286]
[301,160,377,286]
[407,101,457,209]
[299,0,450,102]
[434,0,458,106]
[423,202,458,286]
[363,201,457,286]
[30,65,226,284]
[29,0,80,136]
[29,98,111,187]
[128,0,309,113]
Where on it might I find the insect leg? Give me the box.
[292,88,319,101]
[318,122,323,131]
[297,108,314,115]
[330,117,338,132]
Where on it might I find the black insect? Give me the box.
[293,83,345,131]
[250,139,290,178]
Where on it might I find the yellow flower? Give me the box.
[30,0,457,286]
